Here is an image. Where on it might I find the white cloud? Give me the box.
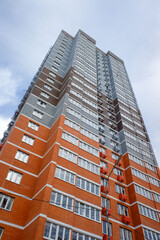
[0,116,11,140]
[0,67,21,106]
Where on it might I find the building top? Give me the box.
[106,51,124,63]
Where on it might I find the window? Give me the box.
[142,150,151,158]
[64,118,80,131]
[37,99,47,108]
[40,91,49,99]
[0,228,4,239]
[83,97,97,109]
[123,122,134,131]
[85,77,96,86]
[145,162,156,172]
[124,131,137,141]
[15,150,29,163]
[120,227,132,240]
[0,193,14,210]
[49,72,56,78]
[149,176,160,187]
[44,84,52,91]
[84,90,97,100]
[135,184,153,200]
[102,197,110,208]
[46,77,54,84]
[100,146,106,153]
[80,128,99,142]
[70,89,82,99]
[126,142,140,153]
[101,177,108,187]
[72,231,99,240]
[55,167,75,185]
[6,170,22,184]
[28,121,39,131]
[83,82,97,93]
[102,221,112,236]
[76,176,99,196]
[73,75,83,84]
[69,97,82,109]
[139,138,148,147]
[139,204,158,221]
[22,134,35,146]
[115,184,126,194]
[81,116,98,129]
[71,82,83,91]
[153,193,160,203]
[82,105,98,118]
[112,153,119,160]
[50,190,73,211]
[99,135,106,144]
[78,157,99,175]
[143,227,160,240]
[74,201,100,222]
[79,141,99,157]
[66,107,81,119]
[44,222,70,240]
[131,168,148,182]
[117,203,128,216]
[32,109,43,119]
[62,131,79,146]
[51,66,58,72]
[114,168,123,176]
[129,154,144,167]
[136,129,146,137]
[59,147,77,164]
[100,161,107,168]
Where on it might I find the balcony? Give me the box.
[99,127,105,133]
[110,124,116,130]
[98,99,103,104]
[99,139,105,145]
[119,193,127,202]
[101,207,111,216]
[109,115,115,121]
[117,175,124,183]
[103,235,113,240]
[113,146,120,152]
[98,116,104,122]
[121,215,131,224]
[101,186,110,194]
[115,159,122,167]
[112,134,118,141]
[98,107,103,113]
[100,167,108,175]
[97,93,102,98]
[100,151,107,159]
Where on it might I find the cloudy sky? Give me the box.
[0,0,160,165]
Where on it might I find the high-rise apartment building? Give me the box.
[0,30,159,240]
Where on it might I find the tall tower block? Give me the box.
[0,30,159,240]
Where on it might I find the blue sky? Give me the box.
[0,0,160,165]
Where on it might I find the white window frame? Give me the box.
[74,200,100,222]
[32,109,43,119]
[28,121,39,131]
[59,147,77,164]
[0,193,14,211]
[50,190,73,211]
[55,167,75,185]
[15,150,29,163]
[22,134,35,146]
[43,222,70,240]
[6,170,22,184]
